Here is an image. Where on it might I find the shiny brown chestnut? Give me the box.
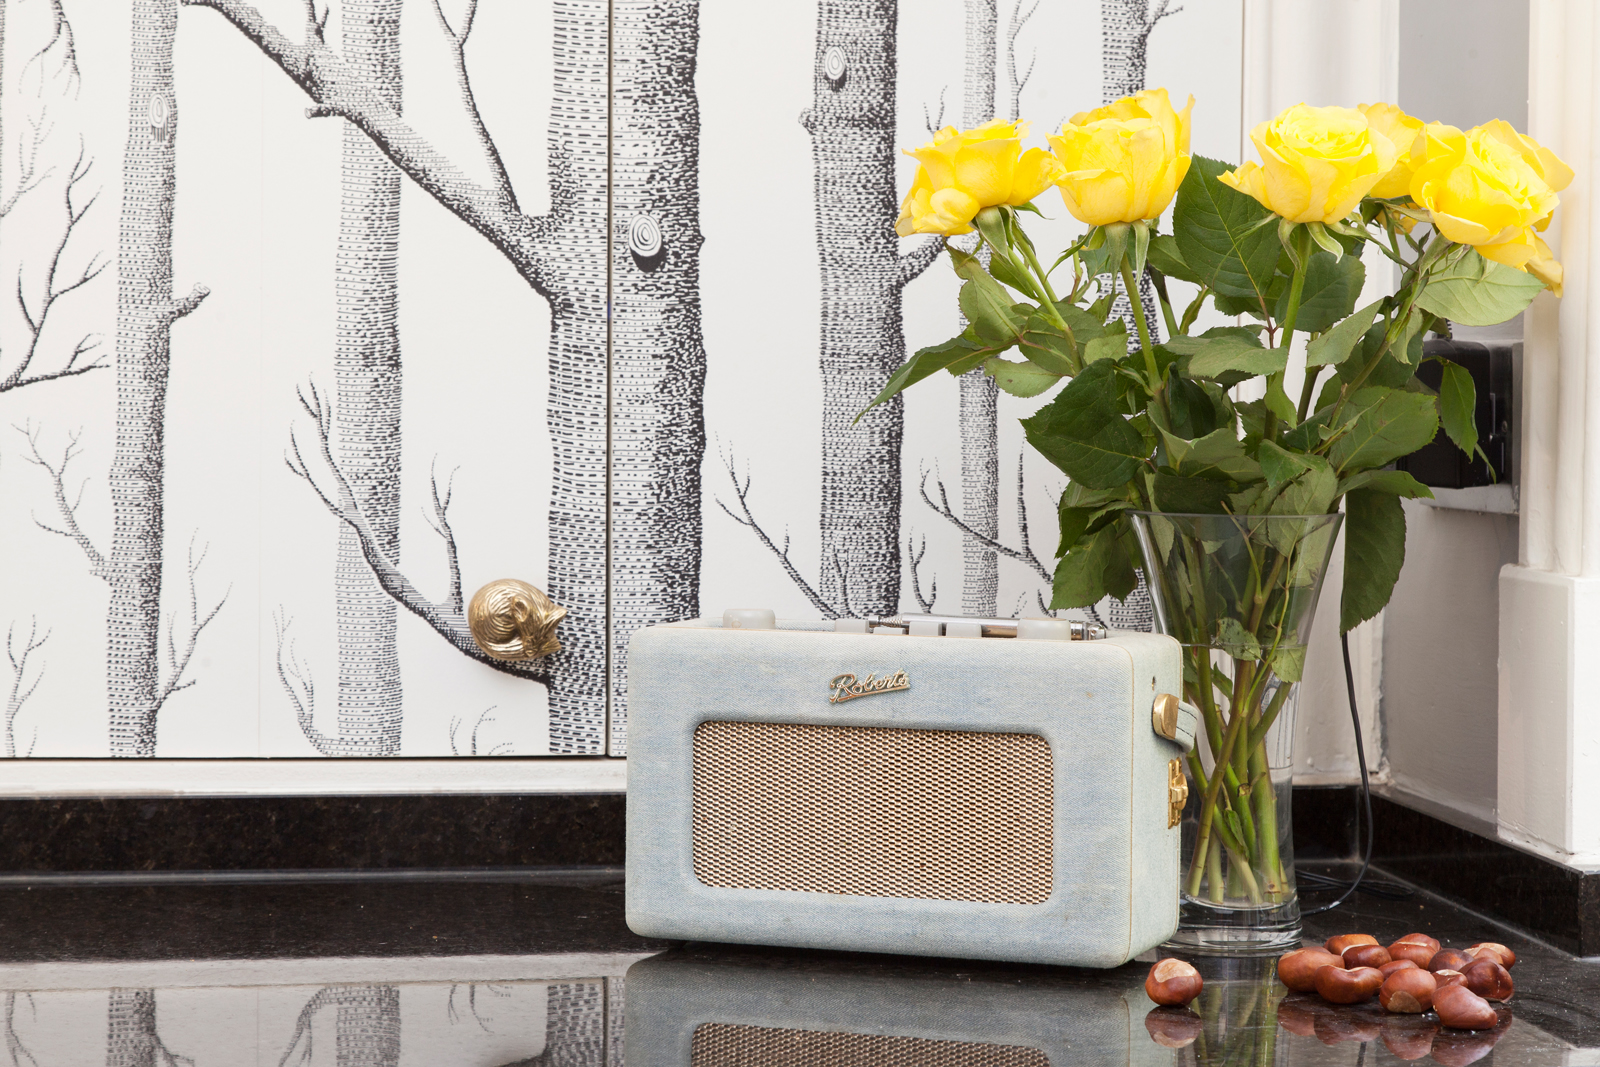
[1380,958,1421,978]
[1465,942,1517,969]
[1434,969,1467,990]
[1275,996,1322,1037]
[1143,1006,1204,1048]
[1432,984,1500,1030]
[1380,1015,1440,1061]
[1378,967,1437,1013]
[1460,957,1514,1001]
[1343,943,1393,969]
[1313,964,1384,1004]
[1145,958,1203,1006]
[1430,1022,1506,1066]
[1387,933,1441,966]
[1277,947,1346,993]
[1325,933,1379,954]
[1429,948,1474,972]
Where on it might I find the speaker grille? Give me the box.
[690,1022,1049,1067]
[691,720,1053,904]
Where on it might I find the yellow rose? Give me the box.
[896,119,1064,237]
[1047,87,1193,226]
[1220,103,1398,223]
[1474,119,1574,230]
[1360,102,1425,199]
[1409,122,1563,271]
[1527,234,1563,297]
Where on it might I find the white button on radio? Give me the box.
[907,618,943,637]
[833,618,870,634]
[722,608,776,631]
[945,620,983,639]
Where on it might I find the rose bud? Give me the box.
[1465,941,1517,969]
[1277,947,1346,992]
[1433,983,1500,1030]
[1275,996,1320,1036]
[1430,1024,1505,1066]
[1143,1006,1203,1048]
[1428,948,1474,972]
[1380,958,1421,978]
[1387,932,1440,966]
[1378,966,1437,1013]
[1434,969,1467,989]
[1325,933,1379,954]
[1145,958,1203,1006]
[1343,943,1392,968]
[1313,964,1384,1004]
[1460,957,1514,1001]
[1380,1015,1439,1061]
[1314,1012,1381,1045]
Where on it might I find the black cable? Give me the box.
[1298,631,1385,915]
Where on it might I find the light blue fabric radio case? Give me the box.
[625,613,1199,968]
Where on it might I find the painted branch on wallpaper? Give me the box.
[794,0,940,619]
[4,618,47,758]
[106,990,191,1067]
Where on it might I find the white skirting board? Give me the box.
[0,758,627,798]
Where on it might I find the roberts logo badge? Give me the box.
[828,670,910,704]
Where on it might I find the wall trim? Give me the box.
[0,757,627,797]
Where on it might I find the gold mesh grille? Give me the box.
[691,720,1053,904]
[690,1022,1049,1067]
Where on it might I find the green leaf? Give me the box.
[1056,302,1109,340]
[1415,249,1547,327]
[1152,472,1230,513]
[1215,617,1261,661]
[1264,376,1297,425]
[1173,155,1281,301]
[1050,523,1136,609]
[858,334,987,416]
[1437,359,1479,459]
[1267,644,1307,683]
[1022,359,1149,488]
[1016,309,1078,375]
[1159,426,1262,482]
[1306,299,1383,366]
[1336,469,1434,499]
[1175,336,1286,380]
[1326,387,1440,474]
[1258,439,1313,488]
[984,250,1043,302]
[1271,457,1337,517]
[1147,233,1203,285]
[951,245,1026,344]
[1167,376,1225,440]
[985,356,1061,398]
[1278,251,1365,333]
[1056,499,1130,556]
[1084,321,1128,364]
[1212,291,1271,318]
[1341,488,1407,632]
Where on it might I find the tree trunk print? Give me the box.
[280,986,400,1067]
[607,0,705,755]
[298,0,405,757]
[190,0,706,753]
[543,982,605,1067]
[107,990,191,1067]
[798,0,940,618]
[956,0,1000,617]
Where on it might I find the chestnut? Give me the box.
[1276,947,1346,993]
[1380,958,1421,978]
[1434,969,1467,989]
[1143,1006,1203,1048]
[1432,983,1500,1030]
[1313,964,1384,1004]
[1465,941,1517,969]
[1380,1015,1439,1061]
[1378,966,1437,1013]
[1431,1023,1505,1066]
[1343,943,1392,968]
[1387,932,1440,967]
[1428,948,1474,972]
[1275,995,1320,1036]
[1460,957,1514,1001]
[1325,933,1379,954]
[1145,958,1203,1006]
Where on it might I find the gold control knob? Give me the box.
[467,579,566,661]
[1152,692,1181,741]
[1167,759,1189,828]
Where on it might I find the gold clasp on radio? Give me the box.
[1167,759,1189,829]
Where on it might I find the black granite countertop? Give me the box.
[0,864,1593,1065]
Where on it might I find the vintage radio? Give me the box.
[624,944,1173,1067]
[625,610,1199,968]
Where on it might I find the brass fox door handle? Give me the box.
[467,579,566,661]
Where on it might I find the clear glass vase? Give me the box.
[1128,511,1343,956]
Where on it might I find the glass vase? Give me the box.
[1128,511,1343,955]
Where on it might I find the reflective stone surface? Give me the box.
[0,866,1594,1066]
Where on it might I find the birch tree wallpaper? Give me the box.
[0,0,1241,759]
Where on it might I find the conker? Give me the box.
[1431,1025,1505,1066]
[1380,1015,1439,1061]
[1275,996,1320,1036]
[1325,933,1379,954]
[1313,964,1383,1004]
[1460,957,1514,1001]
[1432,984,1500,1030]
[1378,966,1437,1013]
[1145,958,1203,1006]
[1343,943,1392,968]
[1277,947,1345,993]
[1380,958,1421,978]
[1465,941,1517,969]
[1434,969,1467,989]
[1143,1006,1203,1048]
[1387,932,1441,966]
[1428,948,1474,972]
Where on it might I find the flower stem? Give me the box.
[1262,245,1310,443]
[1120,262,1166,401]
